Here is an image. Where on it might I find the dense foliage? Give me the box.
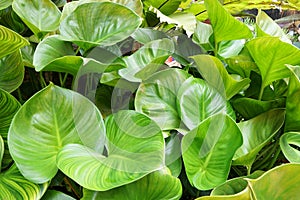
[1,0,300,199]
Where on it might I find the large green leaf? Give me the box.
[256,10,291,43]
[192,55,250,99]
[12,0,61,37]
[0,50,24,93]
[182,113,243,190]
[131,28,169,44]
[119,38,175,82]
[0,0,12,10]
[57,110,164,191]
[285,70,300,132]
[204,0,252,45]
[0,25,29,59]
[8,83,105,183]
[33,35,83,75]
[192,21,214,52]
[233,109,285,167]
[41,190,76,200]
[135,68,190,130]
[246,37,300,99]
[0,88,20,169]
[143,0,184,15]
[0,164,48,200]
[59,2,142,50]
[280,132,300,163]
[177,77,235,130]
[81,169,182,199]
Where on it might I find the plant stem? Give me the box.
[17,88,23,103]
[267,143,281,170]
[39,72,47,88]
[63,177,81,199]
[258,85,264,100]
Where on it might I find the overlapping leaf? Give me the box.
[59,2,142,50]
[57,110,164,191]
[0,0,12,10]
[280,132,300,163]
[182,113,243,190]
[8,83,105,183]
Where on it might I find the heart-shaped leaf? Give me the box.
[280,132,300,163]
[256,10,291,43]
[33,35,83,75]
[135,68,190,130]
[204,0,252,44]
[0,88,20,169]
[12,0,61,37]
[59,2,142,50]
[233,109,285,167]
[57,110,164,191]
[0,50,24,93]
[192,55,250,99]
[81,169,182,199]
[119,38,175,82]
[8,83,105,183]
[0,164,48,200]
[182,113,243,190]
[0,25,29,59]
[246,37,300,99]
[177,77,236,130]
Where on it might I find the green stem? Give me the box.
[17,88,23,103]
[39,72,47,88]
[63,177,81,199]
[253,142,278,170]
[232,166,244,177]
[267,143,281,170]
[258,85,264,100]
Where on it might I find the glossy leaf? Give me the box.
[0,50,24,93]
[217,39,245,59]
[135,68,190,130]
[285,70,300,132]
[41,190,76,200]
[250,164,300,199]
[192,55,250,99]
[165,134,182,177]
[119,38,175,82]
[204,0,252,44]
[280,132,300,163]
[59,2,142,50]
[0,25,29,59]
[57,110,164,191]
[246,37,300,98]
[144,0,184,15]
[131,28,169,44]
[231,97,285,120]
[33,35,83,75]
[256,10,291,43]
[225,54,259,78]
[177,77,236,130]
[192,21,213,52]
[12,0,61,37]
[233,109,285,167]
[0,0,12,10]
[81,169,182,200]
[182,113,243,190]
[8,83,105,183]
[0,88,20,169]
[0,164,48,200]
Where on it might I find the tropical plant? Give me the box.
[1,0,300,199]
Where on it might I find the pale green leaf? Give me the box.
[280,132,300,163]
[0,0,12,10]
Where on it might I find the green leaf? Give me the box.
[192,55,250,99]
[59,2,142,50]
[8,83,105,183]
[41,190,76,200]
[33,35,83,75]
[233,109,285,167]
[192,20,213,52]
[217,40,245,59]
[119,38,175,82]
[0,50,24,93]
[225,54,259,78]
[256,10,291,43]
[135,68,190,130]
[131,28,169,44]
[280,132,300,163]
[165,134,182,177]
[0,164,48,200]
[57,110,164,191]
[0,25,29,59]
[204,0,252,44]
[12,0,61,37]
[144,0,184,15]
[177,77,235,130]
[182,113,243,190]
[246,37,300,99]
[285,70,300,132]
[250,164,300,199]
[231,97,285,120]
[0,135,3,169]
[0,88,20,169]
[81,169,182,199]
[0,0,12,10]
